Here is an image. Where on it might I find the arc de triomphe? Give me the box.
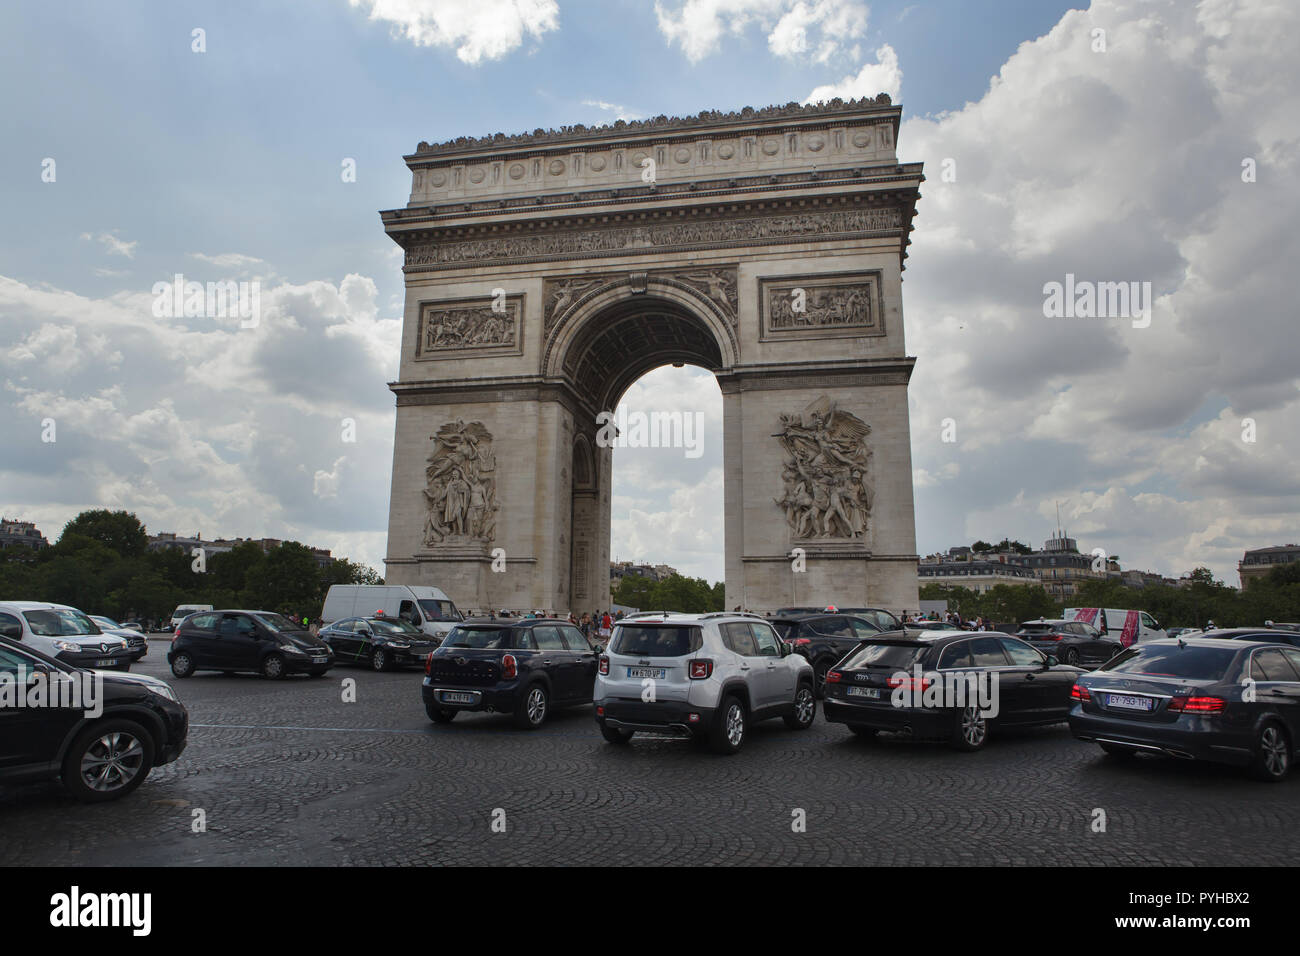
[381,96,922,614]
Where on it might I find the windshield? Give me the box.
[371,619,422,637]
[1099,645,1239,680]
[442,626,514,649]
[611,625,702,657]
[254,612,303,633]
[24,609,101,637]
[840,641,930,669]
[418,599,461,622]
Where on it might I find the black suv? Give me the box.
[168,610,334,679]
[423,618,598,729]
[0,636,189,801]
[769,613,883,697]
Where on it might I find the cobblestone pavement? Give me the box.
[1,644,1293,866]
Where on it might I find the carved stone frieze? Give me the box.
[415,295,523,359]
[759,272,885,341]
[773,397,873,540]
[422,421,499,546]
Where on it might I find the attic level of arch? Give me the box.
[380,161,924,227]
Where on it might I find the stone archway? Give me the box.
[381,96,924,615]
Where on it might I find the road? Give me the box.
[1,639,1292,866]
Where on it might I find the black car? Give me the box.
[1017,618,1120,667]
[822,630,1084,751]
[769,613,883,697]
[1226,627,1300,648]
[167,609,334,680]
[422,618,598,729]
[773,606,901,632]
[0,636,189,801]
[1069,635,1300,780]
[319,616,441,671]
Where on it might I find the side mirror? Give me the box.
[1045,655,1059,667]
[780,641,792,657]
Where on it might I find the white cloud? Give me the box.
[80,231,138,258]
[348,0,560,63]
[189,252,265,269]
[804,43,900,103]
[582,99,643,122]
[656,0,867,64]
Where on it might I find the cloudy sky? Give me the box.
[2,0,1295,587]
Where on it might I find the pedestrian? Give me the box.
[600,610,613,640]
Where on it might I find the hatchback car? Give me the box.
[423,618,598,728]
[320,616,441,671]
[0,636,188,801]
[168,610,334,679]
[0,602,133,672]
[1017,618,1120,667]
[1070,636,1300,780]
[769,613,882,697]
[822,630,1084,751]
[594,613,815,754]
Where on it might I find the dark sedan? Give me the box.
[1017,618,1120,667]
[319,616,441,671]
[1069,635,1300,781]
[1225,627,1300,648]
[422,618,597,729]
[822,630,1084,751]
[770,613,882,697]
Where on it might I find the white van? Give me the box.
[170,604,214,630]
[321,585,463,640]
[0,601,134,670]
[1064,608,1168,648]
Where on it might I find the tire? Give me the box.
[170,652,195,678]
[950,705,989,752]
[426,705,457,724]
[1248,721,1291,782]
[260,653,286,680]
[600,724,633,745]
[1063,647,1080,666]
[784,683,816,730]
[813,659,832,699]
[513,683,549,729]
[371,648,391,672]
[1099,742,1137,759]
[709,695,747,755]
[849,725,878,739]
[61,719,155,803]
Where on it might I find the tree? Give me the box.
[252,542,323,620]
[58,510,148,558]
[971,540,994,553]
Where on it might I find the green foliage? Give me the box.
[610,573,724,613]
[0,509,384,623]
[919,583,1055,624]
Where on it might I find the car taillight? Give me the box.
[598,655,609,675]
[826,670,842,683]
[425,652,433,676]
[1169,695,1226,713]
[791,638,811,646]
[688,659,713,680]
[886,675,933,691]
[502,654,517,680]
[1071,683,1091,701]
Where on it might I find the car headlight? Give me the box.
[386,641,411,649]
[53,640,80,652]
[147,681,179,703]
[280,644,307,655]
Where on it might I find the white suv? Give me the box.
[594,613,815,754]
[0,601,134,671]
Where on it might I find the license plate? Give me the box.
[95,659,116,667]
[312,658,327,664]
[847,686,881,699]
[627,667,666,679]
[440,691,477,704]
[1107,694,1154,711]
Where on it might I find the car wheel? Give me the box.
[784,683,816,730]
[426,705,457,724]
[600,724,633,745]
[61,719,155,803]
[950,705,989,752]
[1063,647,1080,666]
[260,653,286,680]
[170,652,195,678]
[709,695,747,755]
[849,725,878,739]
[1099,742,1137,759]
[513,683,548,729]
[371,648,390,672]
[1248,722,1291,781]
[813,659,832,699]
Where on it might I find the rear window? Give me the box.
[1100,645,1239,680]
[443,626,516,649]
[840,641,931,670]
[611,625,702,657]
[1019,623,1057,633]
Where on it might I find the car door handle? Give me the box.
[541,659,551,665]
[739,663,750,670]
